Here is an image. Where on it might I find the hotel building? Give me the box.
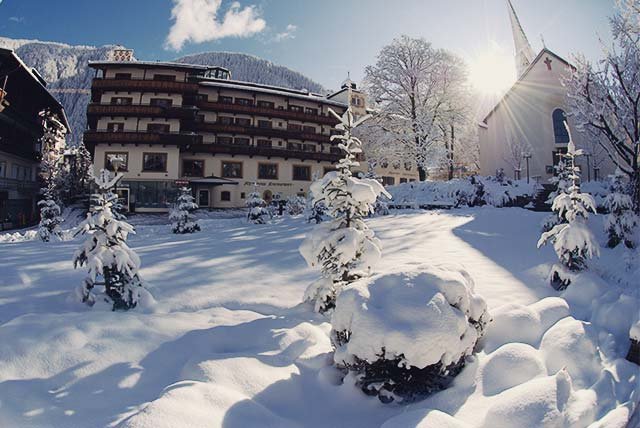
[85,53,417,212]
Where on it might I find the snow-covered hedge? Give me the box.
[331,264,489,402]
[387,176,536,209]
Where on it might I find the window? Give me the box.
[305,107,318,115]
[240,192,246,199]
[257,100,274,109]
[235,98,253,106]
[404,161,412,171]
[258,163,278,180]
[552,109,569,144]
[233,137,250,146]
[303,125,317,134]
[330,146,341,154]
[219,96,233,104]
[381,176,395,186]
[289,105,303,112]
[221,161,242,178]
[220,191,231,201]
[105,152,129,171]
[257,120,272,129]
[182,159,204,177]
[198,189,209,206]
[0,161,5,177]
[293,165,311,181]
[217,136,233,145]
[127,181,178,209]
[351,96,363,106]
[288,123,302,131]
[106,122,125,132]
[400,178,408,184]
[110,97,133,105]
[218,116,233,125]
[288,142,303,151]
[257,139,272,148]
[142,153,167,172]
[114,73,132,80]
[303,144,316,152]
[153,74,176,81]
[235,118,251,126]
[11,165,19,179]
[147,123,171,133]
[150,98,173,107]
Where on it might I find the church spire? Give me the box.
[506,0,536,78]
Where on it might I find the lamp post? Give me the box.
[523,153,532,184]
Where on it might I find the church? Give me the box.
[478,0,615,183]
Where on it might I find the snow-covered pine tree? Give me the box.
[604,169,639,248]
[37,188,63,242]
[537,123,600,290]
[285,195,306,216]
[169,187,200,234]
[38,109,66,199]
[73,169,151,311]
[541,158,573,232]
[300,107,390,313]
[73,142,93,198]
[246,187,269,224]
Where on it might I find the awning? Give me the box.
[188,176,238,185]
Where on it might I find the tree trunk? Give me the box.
[418,166,427,181]
[632,169,640,215]
[448,124,455,181]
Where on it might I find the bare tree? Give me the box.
[503,138,533,179]
[364,36,468,181]
[565,0,640,211]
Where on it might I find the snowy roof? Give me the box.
[88,60,211,72]
[481,48,574,125]
[199,79,348,108]
[0,47,70,131]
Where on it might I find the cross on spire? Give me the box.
[544,57,552,71]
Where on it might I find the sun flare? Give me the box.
[469,47,517,95]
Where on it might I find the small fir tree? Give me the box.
[73,169,150,311]
[542,158,572,232]
[285,195,306,216]
[37,189,63,242]
[300,106,390,313]
[604,169,639,248]
[170,187,200,234]
[537,123,600,290]
[246,187,269,224]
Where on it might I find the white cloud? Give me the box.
[274,24,297,42]
[165,0,266,51]
[9,16,24,23]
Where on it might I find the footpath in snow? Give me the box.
[0,208,637,428]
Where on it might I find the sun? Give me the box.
[469,46,517,96]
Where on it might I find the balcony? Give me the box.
[195,100,340,126]
[83,130,202,147]
[91,78,199,94]
[184,143,341,163]
[87,103,198,119]
[191,122,332,143]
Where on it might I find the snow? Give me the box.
[0,208,638,427]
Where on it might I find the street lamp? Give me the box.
[523,152,532,184]
[583,152,591,182]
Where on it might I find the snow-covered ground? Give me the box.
[0,208,638,427]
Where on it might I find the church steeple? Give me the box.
[506,0,536,78]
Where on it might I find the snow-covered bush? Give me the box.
[306,198,327,224]
[246,190,270,224]
[603,170,638,248]
[538,125,600,290]
[37,191,63,242]
[73,169,151,311]
[331,265,489,403]
[373,196,390,216]
[170,187,200,234]
[300,108,390,313]
[285,195,306,216]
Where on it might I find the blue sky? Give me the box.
[0,0,616,90]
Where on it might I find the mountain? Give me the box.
[175,52,324,94]
[0,37,326,146]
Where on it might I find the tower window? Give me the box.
[552,109,569,144]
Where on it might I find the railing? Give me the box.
[195,100,340,126]
[184,143,341,163]
[83,130,202,146]
[0,177,39,192]
[191,122,332,143]
[92,78,199,93]
[86,103,197,119]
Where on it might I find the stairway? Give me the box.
[528,184,555,212]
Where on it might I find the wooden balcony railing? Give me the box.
[92,78,199,93]
[87,103,197,119]
[191,122,332,143]
[184,143,341,163]
[195,100,340,126]
[83,130,202,146]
